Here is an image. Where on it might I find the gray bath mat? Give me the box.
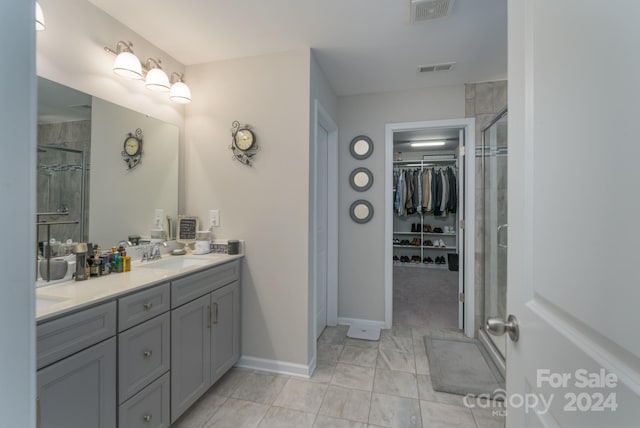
[424,336,504,398]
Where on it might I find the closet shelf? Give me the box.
[393,262,450,269]
[393,231,456,236]
[393,245,457,250]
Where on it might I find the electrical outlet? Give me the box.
[209,210,220,227]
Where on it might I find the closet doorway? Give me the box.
[384,119,475,336]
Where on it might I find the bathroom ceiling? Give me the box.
[88,0,507,96]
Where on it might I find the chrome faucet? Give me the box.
[116,240,132,249]
[149,242,167,261]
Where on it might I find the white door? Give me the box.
[315,123,329,338]
[505,1,640,425]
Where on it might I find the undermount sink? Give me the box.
[36,295,70,308]
[140,257,214,271]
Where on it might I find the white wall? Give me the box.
[185,50,313,368]
[36,0,184,127]
[36,0,187,210]
[308,51,338,362]
[337,86,465,322]
[90,98,179,247]
[0,1,35,425]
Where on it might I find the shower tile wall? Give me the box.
[465,81,507,334]
[37,120,91,245]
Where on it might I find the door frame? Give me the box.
[310,99,339,356]
[384,118,476,336]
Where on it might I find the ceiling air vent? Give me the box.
[411,0,455,23]
[418,62,455,73]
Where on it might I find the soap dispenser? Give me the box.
[74,243,88,281]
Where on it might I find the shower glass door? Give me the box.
[482,110,508,358]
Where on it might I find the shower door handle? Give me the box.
[486,314,519,342]
[497,224,508,248]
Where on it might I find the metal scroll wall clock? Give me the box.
[122,128,143,169]
[230,121,259,166]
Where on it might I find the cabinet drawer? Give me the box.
[171,260,240,307]
[37,301,116,369]
[118,372,170,428]
[118,312,170,403]
[119,283,170,332]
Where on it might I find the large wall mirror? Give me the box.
[37,77,179,251]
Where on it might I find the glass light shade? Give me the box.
[169,81,192,104]
[145,68,170,92]
[35,2,46,31]
[113,52,143,79]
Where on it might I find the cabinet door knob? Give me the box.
[143,414,152,422]
[143,350,152,358]
[143,302,153,310]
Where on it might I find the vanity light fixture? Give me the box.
[144,58,170,92]
[104,41,191,103]
[107,41,143,79]
[169,73,192,104]
[410,141,446,147]
[35,1,46,31]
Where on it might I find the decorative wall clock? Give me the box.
[230,121,259,166]
[122,128,143,169]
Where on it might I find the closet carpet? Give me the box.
[393,266,459,330]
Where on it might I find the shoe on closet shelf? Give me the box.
[393,238,400,245]
[439,239,446,248]
[426,257,434,264]
[411,223,416,232]
[432,240,439,248]
[393,255,399,262]
[412,255,421,263]
[433,227,443,233]
[425,239,433,247]
[424,224,432,232]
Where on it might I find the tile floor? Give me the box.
[171,326,505,428]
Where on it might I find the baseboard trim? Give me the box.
[337,317,386,330]
[236,355,312,378]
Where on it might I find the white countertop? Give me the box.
[36,252,243,322]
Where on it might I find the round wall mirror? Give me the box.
[350,200,374,224]
[349,167,373,192]
[349,135,373,160]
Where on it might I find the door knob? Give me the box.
[486,314,519,342]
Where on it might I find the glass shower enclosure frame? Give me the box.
[480,108,508,364]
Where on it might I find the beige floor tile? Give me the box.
[380,326,413,339]
[416,374,467,407]
[257,406,316,428]
[472,408,506,428]
[379,336,413,353]
[344,338,380,349]
[232,372,289,404]
[314,415,368,428]
[318,385,371,423]
[373,369,418,399]
[413,344,430,375]
[172,393,227,428]
[309,361,336,383]
[273,378,328,413]
[318,342,344,363]
[319,326,348,345]
[204,398,269,428]
[419,400,475,428]
[338,346,378,367]
[210,368,251,397]
[376,348,415,373]
[368,393,421,428]
[331,363,375,391]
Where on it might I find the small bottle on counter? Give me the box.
[123,256,131,272]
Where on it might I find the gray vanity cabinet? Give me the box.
[37,337,116,428]
[170,260,241,423]
[170,294,212,420]
[37,301,117,428]
[210,281,240,384]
